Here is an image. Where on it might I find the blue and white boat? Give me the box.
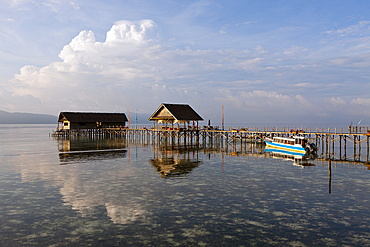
[264,135,316,154]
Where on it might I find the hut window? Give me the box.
[64,122,69,126]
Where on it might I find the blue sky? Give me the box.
[1,0,370,126]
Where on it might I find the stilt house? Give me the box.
[148,103,203,129]
[57,112,128,130]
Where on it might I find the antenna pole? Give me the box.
[222,105,224,130]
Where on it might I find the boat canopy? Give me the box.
[272,136,306,145]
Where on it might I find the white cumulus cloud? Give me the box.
[5,19,370,123]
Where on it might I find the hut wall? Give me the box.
[101,122,126,128]
[68,122,126,129]
[70,122,97,129]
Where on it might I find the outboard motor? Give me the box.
[305,143,317,153]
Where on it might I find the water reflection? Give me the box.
[149,145,202,179]
[264,148,316,167]
[52,136,370,229]
[4,126,370,246]
[56,136,127,164]
[59,149,127,164]
[54,136,147,225]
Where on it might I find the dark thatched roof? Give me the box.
[58,112,128,123]
[149,103,203,121]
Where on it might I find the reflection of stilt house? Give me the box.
[57,112,128,130]
[149,145,202,178]
[148,103,203,129]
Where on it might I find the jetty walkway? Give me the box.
[52,125,370,160]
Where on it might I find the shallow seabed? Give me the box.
[1,125,370,246]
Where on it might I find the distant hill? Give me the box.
[0,110,57,124]
[0,110,154,124]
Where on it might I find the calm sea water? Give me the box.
[1,124,370,246]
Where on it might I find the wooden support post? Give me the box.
[344,136,347,159]
[240,132,243,150]
[322,135,324,156]
[225,132,228,147]
[328,159,332,194]
[367,136,369,163]
[359,135,362,160]
[328,135,331,159]
[332,135,334,156]
[354,135,357,160]
[339,135,342,160]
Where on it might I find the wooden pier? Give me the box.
[52,125,370,163]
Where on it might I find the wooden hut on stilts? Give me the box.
[148,103,203,130]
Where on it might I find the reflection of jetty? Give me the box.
[56,136,127,164]
[54,134,370,194]
[59,149,127,164]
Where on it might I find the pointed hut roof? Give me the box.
[58,112,128,123]
[148,103,203,122]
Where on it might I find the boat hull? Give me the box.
[264,139,306,154]
[264,148,305,158]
